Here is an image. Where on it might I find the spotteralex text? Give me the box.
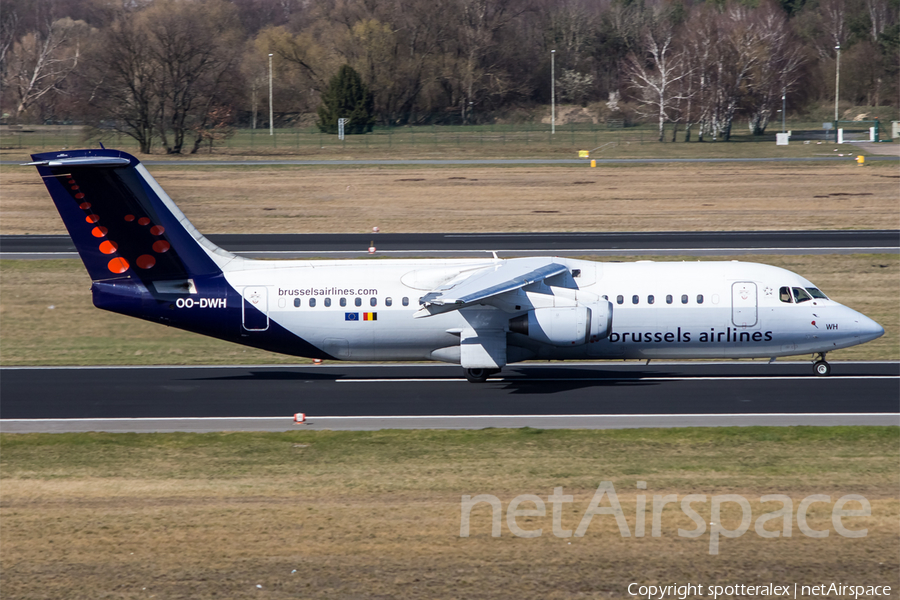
[627,583,892,600]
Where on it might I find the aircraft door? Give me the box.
[242,286,269,331]
[731,282,758,327]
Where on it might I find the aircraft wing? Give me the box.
[415,258,568,317]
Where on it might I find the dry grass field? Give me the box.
[1,428,897,599]
[0,254,896,366]
[2,162,898,235]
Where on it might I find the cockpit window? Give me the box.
[792,287,812,303]
[779,286,792,303]
[806,287,828,299]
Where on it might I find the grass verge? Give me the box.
[3,162,899,235]
[1,427,897,599]
[1,254,896,366]
[2,125,896,163]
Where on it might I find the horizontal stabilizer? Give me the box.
[25,157,131,168]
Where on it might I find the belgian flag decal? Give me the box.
[363,312,377,321]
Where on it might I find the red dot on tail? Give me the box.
[91,226,108,238]
[107,257,129,273]
[99,241,118,254]
[79,202,91,210]
[138,217,151,226]
[153,240,171,253]
[150,225,165,236]
[75,193,85,199]
[86,214,100,224]
[136,255,156,269]
[124,214,135,222]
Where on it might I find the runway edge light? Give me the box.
[294,413,306,424]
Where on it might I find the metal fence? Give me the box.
[0,121,863,153]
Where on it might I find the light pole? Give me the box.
[268,53,274,136]
[782,89,786,134]
[834,44,840,124]
[551,50,555,135]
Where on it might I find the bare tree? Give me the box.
[822,0,848,49]
[626,18,690,141]
[83,12,160,153]
[145,0,244,154]
[745,2,805,135]
[4,15,89,121]
[452,0,530,123]
[0,9,19,80]
[685,3,762,142]
[558,68,594,104]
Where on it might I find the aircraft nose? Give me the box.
[854,312,885,343]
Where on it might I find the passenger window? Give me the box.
[793,287,812,303]
[402,297,409,306]
[324,298,331,307]
[666,295,673,304]
[697,294,704,304]
[648,295,655,305]
[632,295,639,305]
[309,298,316,307]
[681,294,688,304]
[355,297,362,307]
[293,298,301,308]
[340,297,347,307]
[370,297,377,307]
[616,295,624,305]
[779,287,792,303]
[386,297,392,307]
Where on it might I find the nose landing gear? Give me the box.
[813,353,831,376]
[465,368,500,383]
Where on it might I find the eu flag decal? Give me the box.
[363,312,377,321]
[345,312,359,321]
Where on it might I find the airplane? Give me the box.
[29,148,884,382]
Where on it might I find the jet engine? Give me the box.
[509,301,612,346]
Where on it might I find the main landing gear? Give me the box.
[465,368,500,383]
[813,353,831,376]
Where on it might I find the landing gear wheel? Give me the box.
[465,368,497,383]
[813,360,831,376]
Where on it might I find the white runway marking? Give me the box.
[4,412,895,432]
[4,412,897,423]
[336,375,898,382]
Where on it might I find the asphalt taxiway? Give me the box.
[2,230,897,259]
[2,362,897,433]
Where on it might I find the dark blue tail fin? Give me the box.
[29,149,228,283]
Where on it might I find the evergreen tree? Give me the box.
[316,65,375,134]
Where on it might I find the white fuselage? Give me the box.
[219,256,883,363]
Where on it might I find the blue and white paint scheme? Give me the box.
[30,149,884,381]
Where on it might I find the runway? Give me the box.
[2,230,897,259]
[2,362,897,433]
